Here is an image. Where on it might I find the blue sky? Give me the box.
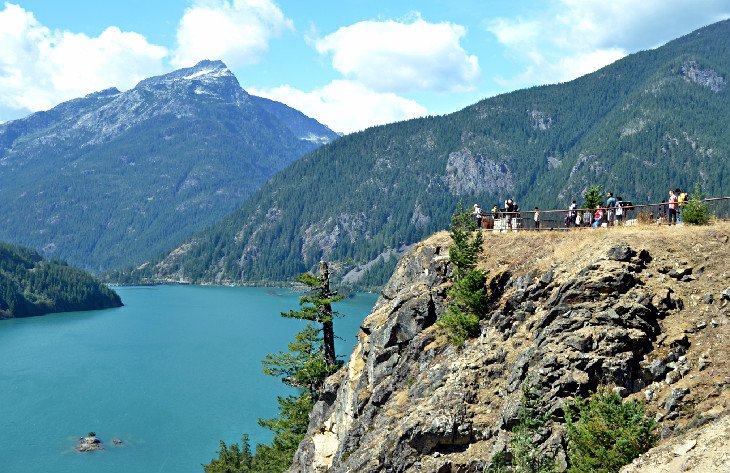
[1,1,729,133]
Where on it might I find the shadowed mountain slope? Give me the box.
[0,60,337,270]
[128,21,729,287]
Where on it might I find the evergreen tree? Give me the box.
[203,263,344,473]
[438,203,488,346]
[681,183,711,224]
[511,379,557,473]
[565,388,657,473]
[262,324,334,398]
[281,262,343,370]
[583,185,604,210]
[448,202,483,279]
[203,435,254,473]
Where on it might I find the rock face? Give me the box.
[290,225,730,472]
[620,415,730,473]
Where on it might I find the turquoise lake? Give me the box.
[0,285,379,473]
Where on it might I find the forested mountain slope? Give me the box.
[0,60,337,270]
[128,21,730,288]
[0,242,121,318]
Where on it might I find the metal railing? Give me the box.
[475,196,730,232]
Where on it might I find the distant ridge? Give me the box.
[0,241,122,318]
[0,60,338,270]
[128,20,730,288]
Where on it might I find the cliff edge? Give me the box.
[290,223,730,472]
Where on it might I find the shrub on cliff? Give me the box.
[511,380,557,473]
[438,203,488,345]
[565,388,657,473]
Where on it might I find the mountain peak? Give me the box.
[136,60,236,88]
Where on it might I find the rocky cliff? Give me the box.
[290,223,730,472]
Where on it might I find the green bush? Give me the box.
[437,306,480,346]
[565,388,658,473]
[511,381,557,473]
[681,183,711,225]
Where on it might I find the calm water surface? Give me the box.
[0,285,378,473]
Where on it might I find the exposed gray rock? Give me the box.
[289,242,696,472]
[607,245,635,262]
[444,148,514,197]
[644,359,668,381]
[681,61,727,92]
[664,387,690,413]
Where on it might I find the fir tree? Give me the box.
[281,262,342,369]
[583,185,604,210]
[511,379,557,473]
[262,324,335,398]
[681,183,711,225]
[565,388,657,473]
[438,203,488,346]
[203,434,254,473]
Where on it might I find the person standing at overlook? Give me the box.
[677,188,688,222]
[606,192,617,226]
[567,199,577,228]
[615,196,625,225]
[473,204,483,229]
[668,189,678,225]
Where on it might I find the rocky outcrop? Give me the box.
[75,433,104,452]
[681,61,726,92]
[444,148,514,197]
[290,226,730,472]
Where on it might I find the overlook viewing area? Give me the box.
[473,196,730,232]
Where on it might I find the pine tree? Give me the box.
[438,203,488,346]
[281,261,343,371]
[202,434,254,473]
[448,202,483,280]
[681,183,711,224]
[511,380,557,473]
[565,388,657,473]
[262,324,335,398]
[583,185,604,210]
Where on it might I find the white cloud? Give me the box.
[488,0,730,87]
[0,3,167,118]
[554,0,730,51]
[315,16,480,93]
[172,0,293,68]
[249,80,428,134]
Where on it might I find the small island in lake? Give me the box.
[74,432,124,452]
[0,242,122,318]
[75,433,103,452]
